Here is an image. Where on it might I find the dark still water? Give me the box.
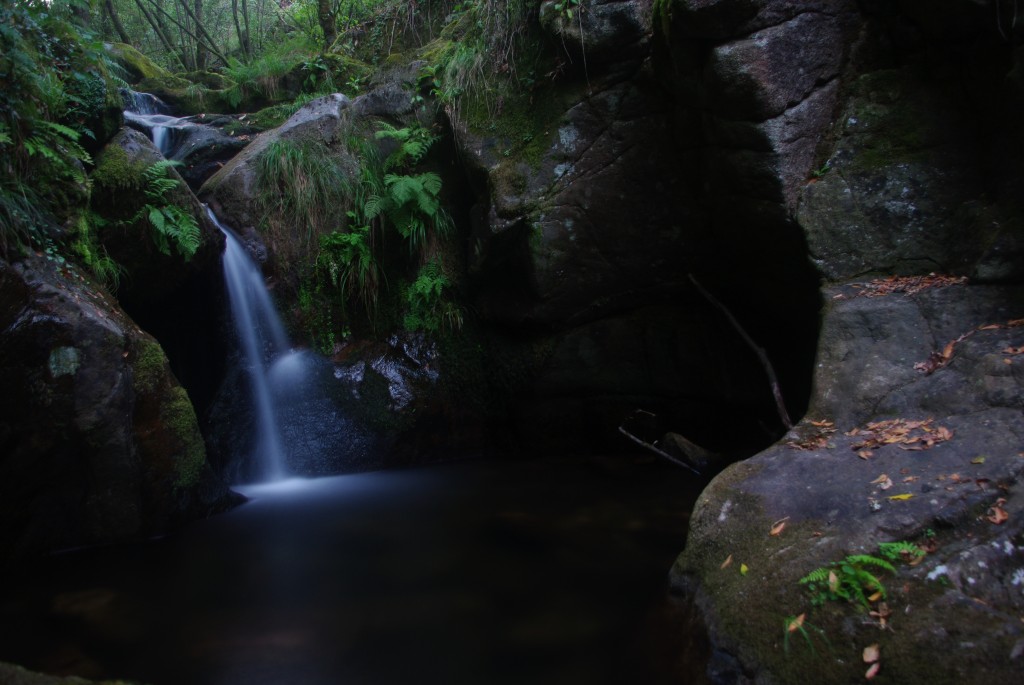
[0,458,709,685]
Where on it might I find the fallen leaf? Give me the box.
[769,518,789,536]
[867,590,883,603]
[1005,358,1014,365]
[902,476,920,483]
[858,450,874,460]
[871,474,894,490]
[720,554,733,570]
[1003,346,1024,355]
[986,498,1009,525]
[889,493,914,501]
[941,340,955,360]
[740,563,749,576]
[971,456,986,465]
[866,662,881,680]
[786,613,806,633]
[871,603,892,620]
[936,426,953,441]
[863,643,880,663]
[828,570,840,593]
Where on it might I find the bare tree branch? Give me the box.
[689,273,794,429]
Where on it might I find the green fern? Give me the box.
[403,260,463,333]
[317,220,381,321]
[878,541,926,562]
[375,123,440,170]
[799,543,917,609]
[126,161,200,260]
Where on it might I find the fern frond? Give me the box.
[878,541,925,562]
[845,555,897,574]
[799,567,831,585]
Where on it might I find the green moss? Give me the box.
[131,338,168,397]
[163,385,206,489]
[843,69,951,173]
[105,42,170,82]
[91,145,146,192]
[247,103,294,130]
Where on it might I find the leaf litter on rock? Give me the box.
[787,419,836,450]
[847,418,953,452]
[835,274,967,300]
[915,316,1024,375]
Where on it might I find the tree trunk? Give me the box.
[193,0,207,70]
[318,0,337,49]
[104,0,132,44]
[132,0,186,69]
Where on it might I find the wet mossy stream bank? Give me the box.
[0,457,710,685]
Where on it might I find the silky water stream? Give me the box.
[0,156,711,683]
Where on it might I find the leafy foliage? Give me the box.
[127,161,201,260]
[0,0,109,256]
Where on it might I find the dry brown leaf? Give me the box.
[870,474,894,490]
[786,613,806,633]
[863,643,880,663]
[769,518,789,537]
[720,554,733,570]
[871,603,892,620]
[828,570,840,593]
[1003,346,1024,355]
[987,498,1009,525]
[866,662,881,680]
[858,450,874,460]
[867,590,884,603]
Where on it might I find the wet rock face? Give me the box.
[0,255,234,560]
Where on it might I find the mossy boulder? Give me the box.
[0,252,236,561]
[104,42,170,83]
[90,128,224,311]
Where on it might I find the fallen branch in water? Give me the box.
[618,409,707,475]
[689,274,794,429]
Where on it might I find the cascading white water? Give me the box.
[207,206,292,482]
[122,90,184,157]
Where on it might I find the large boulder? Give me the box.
[672,281,1024,684]
[0,254,236,561]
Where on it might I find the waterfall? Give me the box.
[207,207,291,482]
[122,90,183,157]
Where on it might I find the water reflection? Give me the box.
[0,459,708,685]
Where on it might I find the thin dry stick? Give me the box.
[614,409,704,473]
[689,274,794,429]
[617,422,702,475]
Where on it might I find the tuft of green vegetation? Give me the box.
[256,137,355,249]
[799,541,924,610]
